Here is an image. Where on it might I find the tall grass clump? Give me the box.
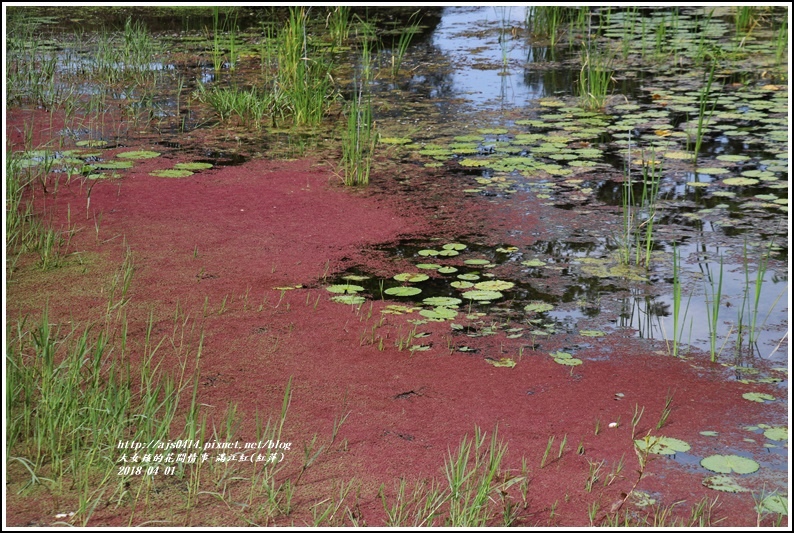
[692,64,718,166]
[577,45,613,111]
[391,11,422,77]
[703,253,724,362]
[618,136,661,268]
[278,7,336,128]
[526,6,581,47]
[341,79,376,187]
[326,6,351,46]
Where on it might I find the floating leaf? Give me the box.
[579,330,605,337]
[326,284,365,294]
[385,286,422,297]
[521,259,545,267]
[462,290,503,301]
[394,273,429,282]
[76,139,107,147]
[437,266,458,274]
[474,280,514,291]
[757,494,789,515]
[150,169,193,178]
[486,358,516,368]
[423,297,462,307]
[723,177,759,186]
[496,246,519,253]
[700,431,719,437]
[763,427,788,441]
[634,436,691,455]
[409,345,430,352]
[380,137,411,145]
[419,307,458,320]
[438,249,460,257]
[451,281,474,289]
[418,249,439,256]
[457,273,480,281]
[273,284,302,290]
[416,263,441,270]
[443,243,467,251]
[703,475,749,493]
[331,294,365,305]
[742,392,775,403]
[174,162,213,170]
[700,454,759,474]
[464,259,490,265]
[94,160,134,169]
[525,301,554,313]
[116,150,160,159]
[341,274,370,281]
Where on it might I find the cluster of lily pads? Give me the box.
[636,427,787,499]
[12,144,216,181]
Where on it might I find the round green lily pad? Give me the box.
[416,263,441,270]
[451,281,474,289]
[418,249,439,256]
[437,266,458,274]
[76,140,108,147]
[634,436,691,455]
[579,330,605,337]
[474,280,514,291]
[438,249,460,257]
[723,177,759,186]
[464,259,490,265]
[457,273,480,281]
[174,162,214,170]
[521,259,545,267]
[116,150,160,159]
[757,494,788,515]
[443,243,467,251]
[419,307,458,320]
[525,301,554,313]
[94,160,134,169]
[422,297,462,307]
[700,454,759,474]
[703,475,749,493]
[742,392,775,403]
[763,427,787,441]
[394,273,429,282]
[331,294,366,305]
[150,169,194,178]
[326,284,365,294]
[461,290,503,301]
[384,286,422,297]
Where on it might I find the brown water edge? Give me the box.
[5,110,788,526]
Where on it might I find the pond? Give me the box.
[5,5,789,527]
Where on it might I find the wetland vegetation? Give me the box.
[4,5,789,527]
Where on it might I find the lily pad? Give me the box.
[116,150,160,159]
[174,162,214,170]
[521,259,545,267]
[464,259,490,265]
[384,286,422,297]
[93,160,134,169]
[700,454,759,474]
[550,351,582,366]
[422,297,462,307]
[579,330,605,337]
[150,169,194,178]
[394,273,429,282]
[457,273,480,281]
[742,392,775,403]
[634,436,691,455]
[451,281,474,289]
[723,177,759,186]
[763,427,788,441]
[524,301,554,313]
[419,307,458,320]
[473,280,514,291]
[443,243,467,251]
[380,137,412,145]
[702,475,749,493]
[461,290,503,301]
[331,294,365,305]
[341,274,370,281]
[416,263,441,270]
[326,284,365,294]
[757,494,788,515]
[437,266,458,274]
[486,357,516,368]
[418,249,439,256]
[76,139,107,147]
